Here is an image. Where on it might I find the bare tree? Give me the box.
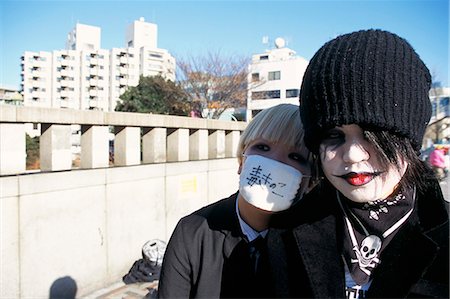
[177,51,250,119]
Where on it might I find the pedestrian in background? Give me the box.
[430,147,447,180]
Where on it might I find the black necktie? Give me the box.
[249,236,266,274]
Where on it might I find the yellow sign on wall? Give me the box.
[180,176,198,194]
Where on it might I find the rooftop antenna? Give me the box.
[274,37,286,48]
[262,36,271,51]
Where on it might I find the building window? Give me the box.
[252,73,260,82]
[266,90,280,98]
[252,91,265,100]
[260,55,269,60]
[252,90,280,100]
[268,71,281,81]
[286,89,299,98]
[150,53,163,58]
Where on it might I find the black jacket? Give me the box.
[268,177,449,298]
[158,193,275,298]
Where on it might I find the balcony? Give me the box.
[60,79,72,87]
[119,57,128,64]
[60,90,70,98]
[31,70,41,77]
[60,99,69,108]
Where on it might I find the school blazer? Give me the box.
[158,192,276,298]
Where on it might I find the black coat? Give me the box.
[268,177,449,298]
[158,193,276,298]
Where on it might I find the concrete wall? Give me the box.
[0,158,239,298]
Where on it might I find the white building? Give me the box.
[21,51,53,107]
[246,38,308,120]
[0,86,23,105]
[424,87,450,146]
[66,23,101,51]
[21,18,175,112]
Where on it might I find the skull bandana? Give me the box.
[338,188,415,285]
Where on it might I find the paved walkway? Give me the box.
[84,281,158,299]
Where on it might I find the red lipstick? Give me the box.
[339,172,376,186]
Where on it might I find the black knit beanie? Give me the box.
[300,29,432,153]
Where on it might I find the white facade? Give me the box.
[52,50,80,109]
[66,23,101,51]
[0,86,23,105]
[425,87,450,145]
[246,39,308,120]
[110,47,140,111]
[126,17,157,49]
[21,51,53,107]
[140,47,176,81]
[21,19,175,112]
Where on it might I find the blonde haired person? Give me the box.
[158,104,314,298]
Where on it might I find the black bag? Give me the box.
[123,239,166,284]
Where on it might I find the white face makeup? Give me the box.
[319,124,408,203]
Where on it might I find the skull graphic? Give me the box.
[351,235,382,275]
[359,235,382,266]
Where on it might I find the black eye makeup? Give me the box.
[321,128,345,147]
[251,143,270,152]
[288,153,308,165]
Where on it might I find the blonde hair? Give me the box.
[237,104,306,164]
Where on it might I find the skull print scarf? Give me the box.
[337,187,415,285]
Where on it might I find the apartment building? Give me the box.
[246,38,308,120]
[21,51,53,107]
[21,18,175,112]
[0,86,23,105]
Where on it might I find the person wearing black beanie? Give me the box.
[268,29,448,298]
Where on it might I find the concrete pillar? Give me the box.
[167,128,189,162]
[80,125,109,169]
[189,129,208,160]
[40,124,72,171]
[114,126,140,166]
[0,123,26,175]
[226,130,241,158]
[208,130,225,159]
[143,127,167,163]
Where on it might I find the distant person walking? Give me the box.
[430,147,446,180]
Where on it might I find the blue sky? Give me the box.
[1,0,449,89]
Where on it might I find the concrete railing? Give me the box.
[0,105,247,298]
[0,105,246,175]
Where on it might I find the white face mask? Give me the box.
[239,155,304,212]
